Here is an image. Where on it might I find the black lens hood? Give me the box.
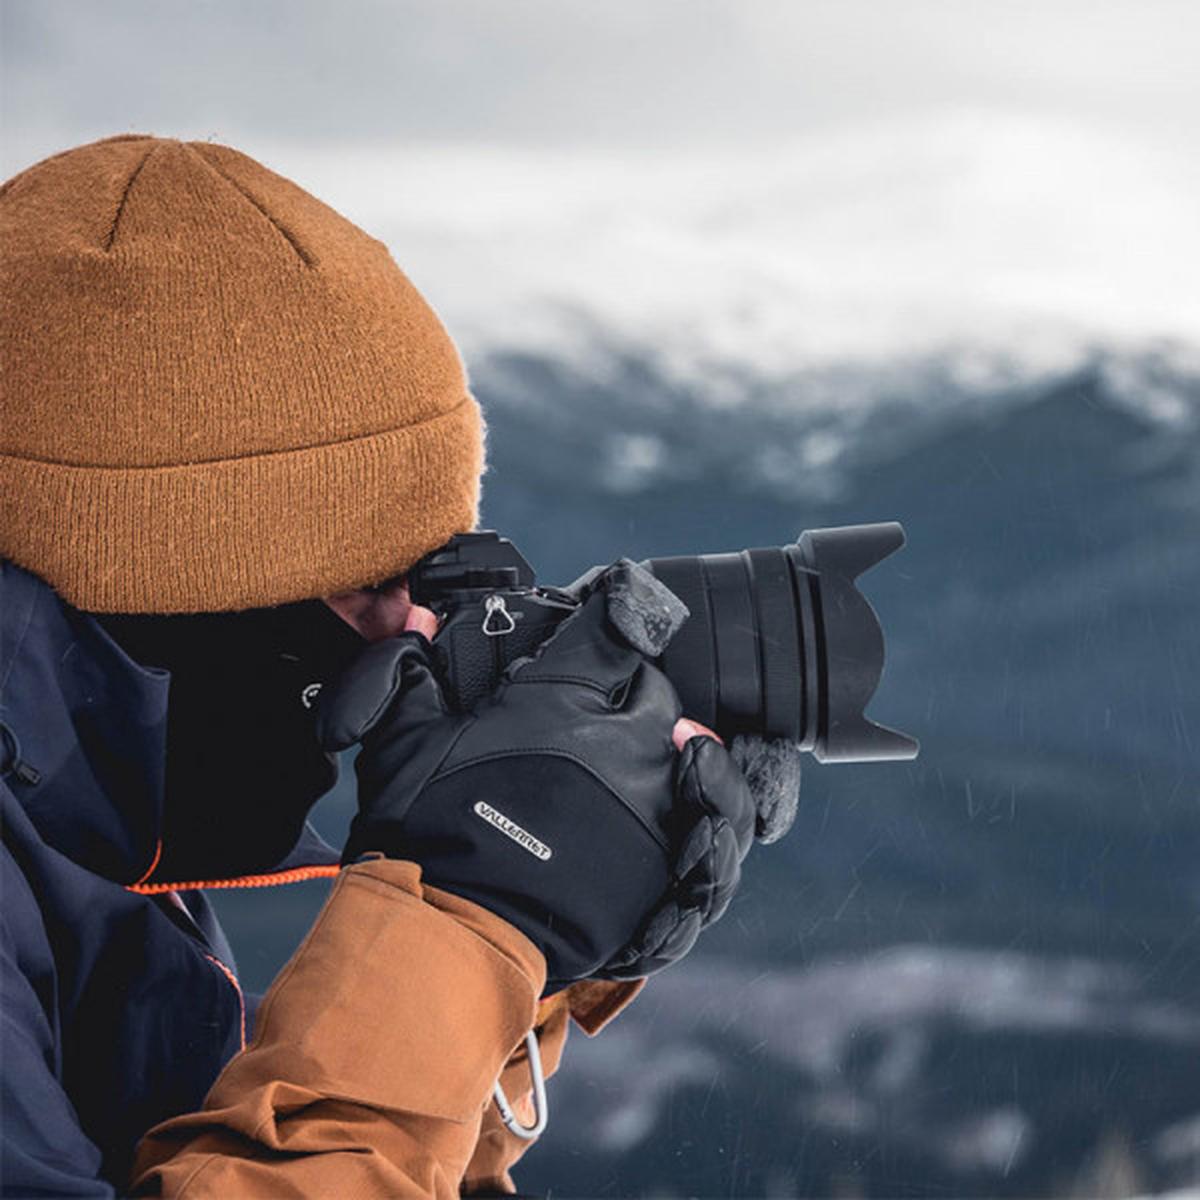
[790,523,919,763]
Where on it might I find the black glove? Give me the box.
[317,565,756,989]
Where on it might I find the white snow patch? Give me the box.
[267,110,1199,386]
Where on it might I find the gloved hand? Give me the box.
[317,564,757,990]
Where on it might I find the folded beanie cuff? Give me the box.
[0,395,484,614]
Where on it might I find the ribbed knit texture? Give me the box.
[0,134,483,612]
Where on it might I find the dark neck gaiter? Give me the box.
[96,601,366,881]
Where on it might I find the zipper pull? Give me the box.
[0,721,41,786]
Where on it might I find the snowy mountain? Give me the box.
[209,116,1200,1195]
[477,341,1200,1196]
[214,336,1200,1195]
[478,340,1199,774]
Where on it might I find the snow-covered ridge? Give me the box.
[273,110,1199,381]
[475,340,1200,501]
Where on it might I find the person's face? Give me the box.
[96,577,439,882]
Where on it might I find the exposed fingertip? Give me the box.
[404,604,439,640]
[672,718,724,751]
[672,719,698,751]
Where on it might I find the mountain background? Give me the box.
[5,3,1198,1195]
[212,342,1200,1197]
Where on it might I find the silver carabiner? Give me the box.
[492,1030,549,1141]
[482,593,517,637]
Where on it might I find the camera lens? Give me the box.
[645,523,918,764]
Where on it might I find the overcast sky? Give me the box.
[4,1,1197,371]
[5,1,1197,155]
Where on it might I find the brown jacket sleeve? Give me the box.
[461,980,643,1195]
[131,858,546,1199]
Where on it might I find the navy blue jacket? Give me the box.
[0,563,336,1196]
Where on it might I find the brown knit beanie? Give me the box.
[0,134,483,613]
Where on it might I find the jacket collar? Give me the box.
[1,561,168,882]
[0,562,338,884]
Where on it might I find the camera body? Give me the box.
[407,532,577,710]
[409,528,918,764]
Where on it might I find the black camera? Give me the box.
[408,526,918,764]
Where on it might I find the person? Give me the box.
[0,135,784,1197]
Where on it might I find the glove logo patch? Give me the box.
[473,801,552,861]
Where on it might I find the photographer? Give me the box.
[0,136,765,1196]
